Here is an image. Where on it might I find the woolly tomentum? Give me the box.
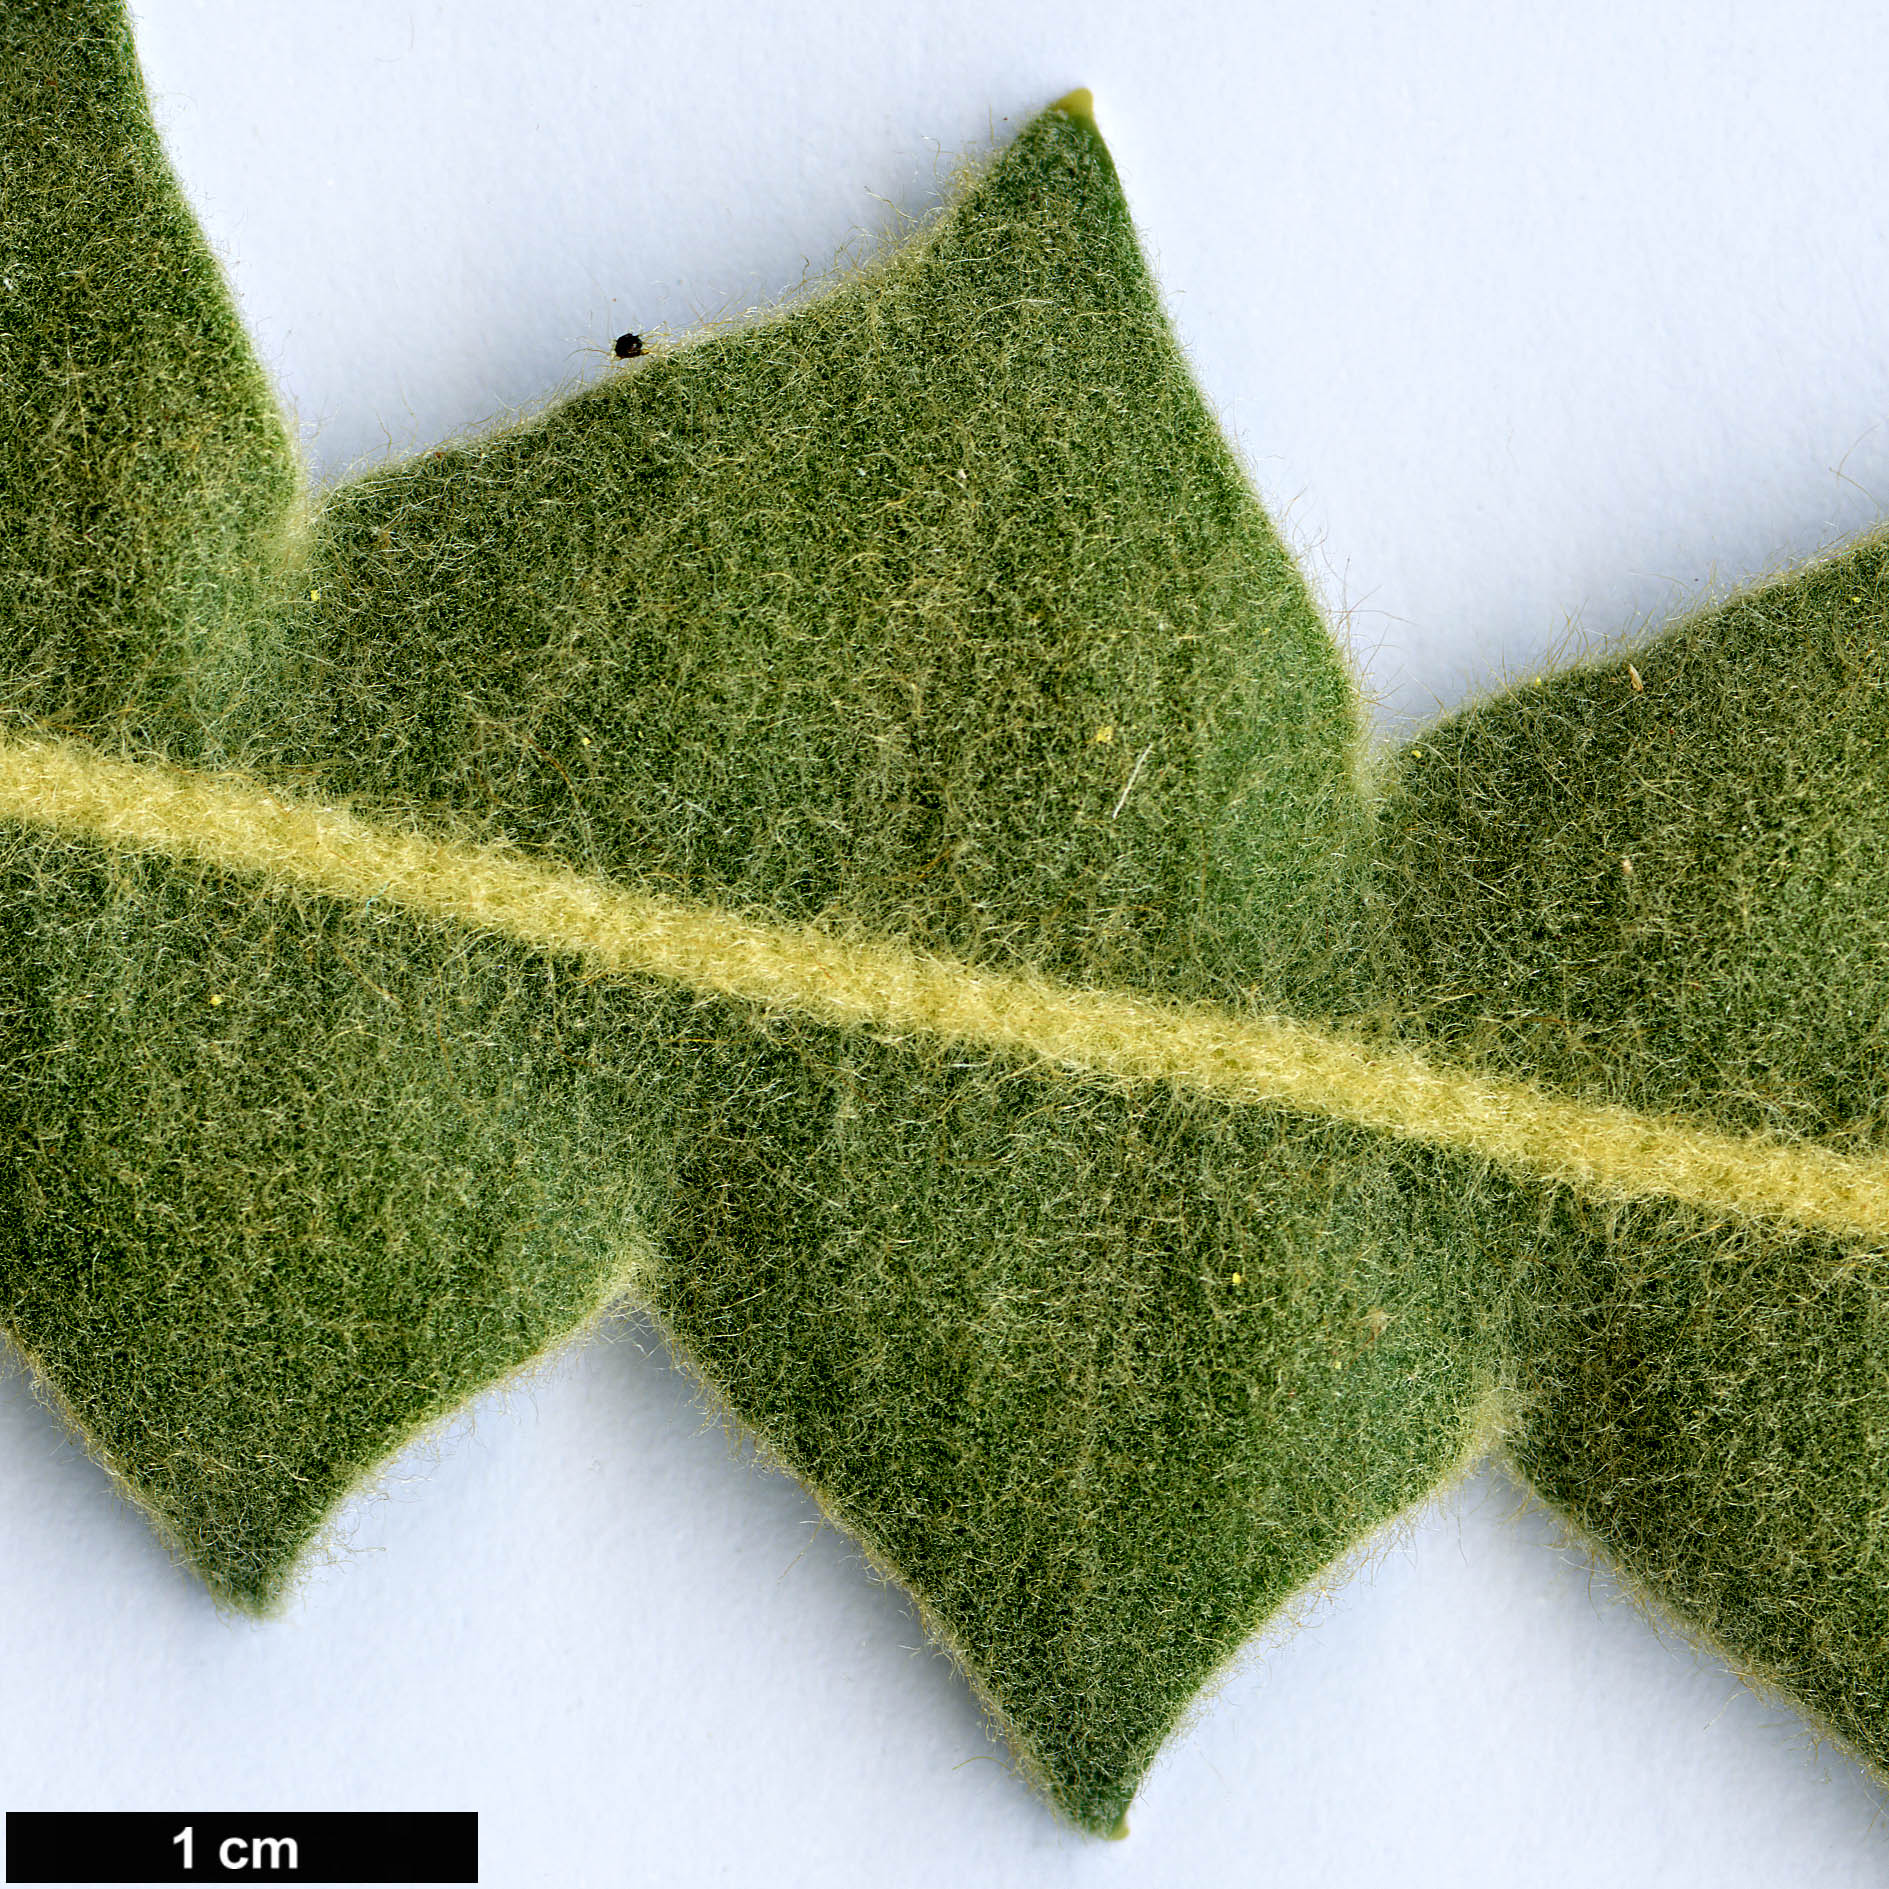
[5,0,1888,1837]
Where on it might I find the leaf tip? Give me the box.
[1048,86,1097,129]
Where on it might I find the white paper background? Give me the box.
[4,2,1889,1882]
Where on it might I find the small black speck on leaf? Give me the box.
[614,331,645,360]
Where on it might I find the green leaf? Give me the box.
[4,3,1887,1837]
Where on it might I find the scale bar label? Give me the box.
[4,1813,477,1884]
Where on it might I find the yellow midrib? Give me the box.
[5,731,1886,1245]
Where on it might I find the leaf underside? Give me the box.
[4,2,1887,1834]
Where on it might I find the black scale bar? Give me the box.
[5,1814,476,1884]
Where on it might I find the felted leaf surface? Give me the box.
[5,0,1888,1836]
[1378,564,1889,1784]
